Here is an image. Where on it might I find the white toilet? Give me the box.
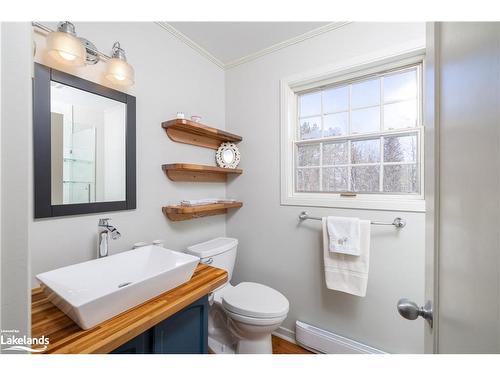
[186,237,289,354]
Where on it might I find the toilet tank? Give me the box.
[186,237,238,281]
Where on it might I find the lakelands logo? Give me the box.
[1,329,49,353]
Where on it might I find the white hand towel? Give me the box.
[180,198,219,206]
[322,218,371,297]
[327,216,361,256]
[180,198,237,206]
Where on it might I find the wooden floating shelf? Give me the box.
[162,118,242,150]
[162,163,242,182]
[163,202,243,221]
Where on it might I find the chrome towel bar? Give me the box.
[298,211,406,228]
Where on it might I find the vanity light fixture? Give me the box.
[46,21,86,66]
[105,42,135,87]
[33,21,135,87]
[79,38,99,65]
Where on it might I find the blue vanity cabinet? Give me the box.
[111,296,209,354]
[152,296,209,354]
[111,330,152,354]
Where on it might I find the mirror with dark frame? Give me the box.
[33,63,136,218]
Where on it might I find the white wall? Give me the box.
[50,113,64,204]
[437,22,500,353]
[103,105,126,201]
[0,21,2,336]
[225,22,426,353]
[29,22,227,285]
[1,22,32,338]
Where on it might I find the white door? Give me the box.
[395,22,439,353]
[422,22,439,354]
[430,22,500,354]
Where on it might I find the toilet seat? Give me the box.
[221,282,289,320]
[225,309,287,326]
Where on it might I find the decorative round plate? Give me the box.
[216,142,241,169]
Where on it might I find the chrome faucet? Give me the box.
[97,218,121,258]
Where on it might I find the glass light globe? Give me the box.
[105,58,135,86]
[46,31,85,66]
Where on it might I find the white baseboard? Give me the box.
[273,325,323,353]
[295,320,386,354]
[274,322,387,354]
[273,326,297,344]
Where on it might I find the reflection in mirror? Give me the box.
[222,149,235,164]
[50,82,126,205]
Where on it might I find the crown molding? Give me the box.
[155,22,225,69]
[224,22,351,69]
[156,22,352,70]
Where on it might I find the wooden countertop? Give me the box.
[31,264,227,354]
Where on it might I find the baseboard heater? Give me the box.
[295,321,386,354]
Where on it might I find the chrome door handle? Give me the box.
[397,298,433,328]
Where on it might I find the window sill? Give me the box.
[281,193,426,212]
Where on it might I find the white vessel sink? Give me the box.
[36,246,199,330]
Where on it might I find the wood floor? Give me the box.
[208,335,313,354]
[272,335,313,354]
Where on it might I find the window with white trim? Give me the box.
[281,56,425,211]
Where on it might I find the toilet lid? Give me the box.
[221,282,289,319]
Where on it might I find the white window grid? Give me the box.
[294,64,422,195]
